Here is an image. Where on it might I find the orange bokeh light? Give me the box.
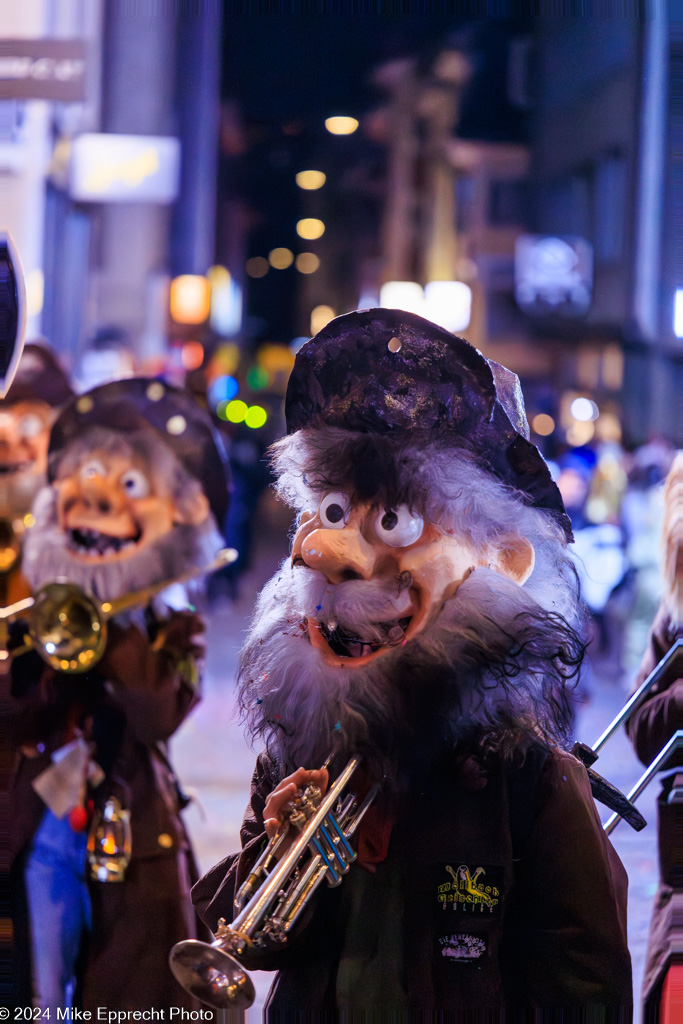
[181,341,205,370]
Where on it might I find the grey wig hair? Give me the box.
[236,428,585,780]
[271,427,582,629]
[23,427,224,604]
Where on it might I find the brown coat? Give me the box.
[10,613,207,1011]
[194,744,633,1014]
[626,608,683,1017]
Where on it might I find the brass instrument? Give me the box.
[169,756,378,1010]
[0,547,237,672]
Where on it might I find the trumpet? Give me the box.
[169,756,378,1010]
[1,547,237,673]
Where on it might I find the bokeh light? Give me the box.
[325,116,359,135]
[224,400,248,423]
[269,247,294,269]
[423,280,472,333]
[296,218,325,240]
[209,375,239,405]
[595,411,622,443]
[566,421,595,446]
[295,252,321,274]
[25,268,45,318]
[207,265,242,336]
[245,257,269,278]
[246,365,269,390]
[258,344,295,374]
[570,397,599,422]
[675,288,683,337]
[210,343,240,376]
[310,305,336,335]
[296,170,326,190]
[169,275,210,324]
[379,281,424,315]
[531,413,556,436]
[245,405,268,429]
[181,341,204,370]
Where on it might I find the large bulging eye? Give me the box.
[18,414,45,439]
[318,491,350,530]
[80,459,107,481]
[375,505,423,547]
[120,469,150,499]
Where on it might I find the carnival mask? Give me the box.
[0,400,55,518]
[54,444,209,564]
[292,492,535,669]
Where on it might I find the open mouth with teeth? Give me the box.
[319,617,412,658]
[67,526,142,559]
[308,602,424,668]
[0,460,35,475]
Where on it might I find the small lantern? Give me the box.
[87,796,132,883]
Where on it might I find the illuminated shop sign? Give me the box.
[69,134,180,203]
[515,234,592,317]
[0,39,86,101]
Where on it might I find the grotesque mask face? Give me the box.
[291,490,535,669]
[0,400,55,518]
[53,443,208,564]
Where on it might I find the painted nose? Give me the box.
[301,526,378,583]
[79,477,120,515]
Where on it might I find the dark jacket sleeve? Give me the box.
[192,751,279,932]
[507,749,633,1009]
[626,607,682,768]
[100,613,204,745]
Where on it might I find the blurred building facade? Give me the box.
[2,10,681,448]
[527,16,681,449]
[327,16,682,450]
[1,1,227,380]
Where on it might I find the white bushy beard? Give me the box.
[22,484,225,607]
[237,558,582,779]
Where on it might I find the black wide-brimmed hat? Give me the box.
[286,308,572,541]
[48,377,231,526]
[6,342,73,408]
[1,232,26,398]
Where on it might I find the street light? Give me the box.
[295,253,320,274]
[296,218,325,240]
[325,116,358,135]
[269,248,294,269]
[296,170,326,190]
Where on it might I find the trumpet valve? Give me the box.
[286,782,322,832]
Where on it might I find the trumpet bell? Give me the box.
[28,581,107,673]
[169,940,256,1010]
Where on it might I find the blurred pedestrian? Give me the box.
[626,452,682,1023]
[1,343,73,604]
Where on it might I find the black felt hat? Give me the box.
[1,232,27,398]
[286,308,572,541]
[48,377,231,527]
[6,342,73,408]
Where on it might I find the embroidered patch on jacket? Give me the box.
[439,933,487,961]
[436,863,503,915]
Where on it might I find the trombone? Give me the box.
[0,547,237,673]
[169,756,378,1010]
